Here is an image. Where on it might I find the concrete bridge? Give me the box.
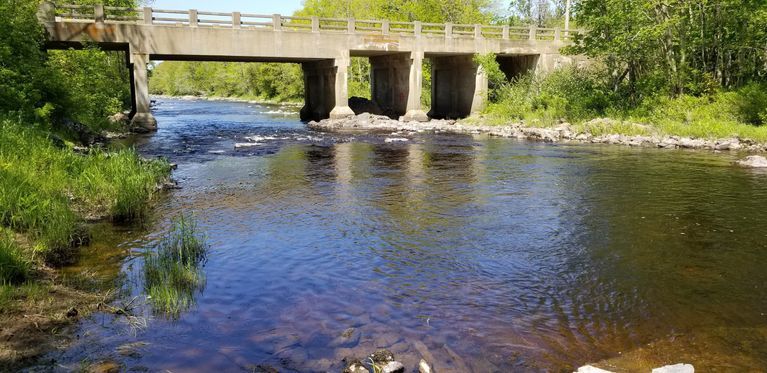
[37,2,581,130]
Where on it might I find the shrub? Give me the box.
[735,83,767,125]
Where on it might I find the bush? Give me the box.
[485,66,612,125]
[735,83,767,125]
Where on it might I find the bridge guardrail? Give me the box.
[46,3,582,42]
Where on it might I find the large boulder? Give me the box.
[349,96,383,116]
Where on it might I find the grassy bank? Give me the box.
[477,64,767,142]
[0,117,171,369]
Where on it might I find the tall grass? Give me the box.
[144,214,208,318]
[0,118,170,263]
[0,232,30,285]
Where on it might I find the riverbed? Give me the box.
[50,98,767,371]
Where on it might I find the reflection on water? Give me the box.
[52,99,767,372]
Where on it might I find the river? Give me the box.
[52,98,767,371]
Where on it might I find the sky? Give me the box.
[148,0,305,16]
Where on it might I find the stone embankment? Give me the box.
[309,114,767,163]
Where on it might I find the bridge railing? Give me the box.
[48,3,582,42]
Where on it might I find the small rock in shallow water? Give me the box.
[384,137,409,143]
[89,360,120,373]
[418,359,432,373]
[381,361,405,373]
[737,155,767,168]
[652,363,694,373]
[342,359,368,373]
[370,349,395,364]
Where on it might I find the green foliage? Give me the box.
[486,66,612,125]
[296,0,493,23]
[47,48,132,129]
[150,61,304,102]
[567,0,767,98]
[0,118,170,263]
[735,83,767,125]
[144,214,208,318]
[0,233,30,285]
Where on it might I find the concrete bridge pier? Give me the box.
[367,52,428,122]
[129,53,157,131]
[301,58,355,121]
[300,60,335,122]
[329,56,355,119]
[428,55,487,119]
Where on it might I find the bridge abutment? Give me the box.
[428,55,487,119]
[129,53,157,131]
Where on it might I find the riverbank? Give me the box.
[309,113,767,155]
[0,118,172,370]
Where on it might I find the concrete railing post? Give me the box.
[232,12,241,29]
[94,4,104,23]
[311,16,319,32]
[554,28,561,41]
[502,25,509,40]
[347,18,355,33]
[189,9,198,27]
[414,21,422,36]
[142,7,153,25]
[445,23,453,38]
[381,20,389,35]
[272,14,282,31]
[37,1,55,23]
[474,24,482,38]
[529,25,537,41]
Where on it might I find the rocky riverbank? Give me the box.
[309,113,767,160]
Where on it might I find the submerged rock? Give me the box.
[329,327,361,348]
[652,363,694,373]
[342,358,368,373]
[737,155,767,168]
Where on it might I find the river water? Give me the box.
[53,98,767,371]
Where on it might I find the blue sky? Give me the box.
[148,0,304,16]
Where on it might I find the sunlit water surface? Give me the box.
[51,98,767,372]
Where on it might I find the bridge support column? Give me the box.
[300,60,335,122]
[428,55,487,119]
[329,57,355,119]
[404,52,429,122]
[368,52,428,121]
[129,53,157,131]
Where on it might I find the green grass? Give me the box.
[0,118,171,264]
[144,214,207,318]
[481,67,767,142]
[0,232,30,285]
